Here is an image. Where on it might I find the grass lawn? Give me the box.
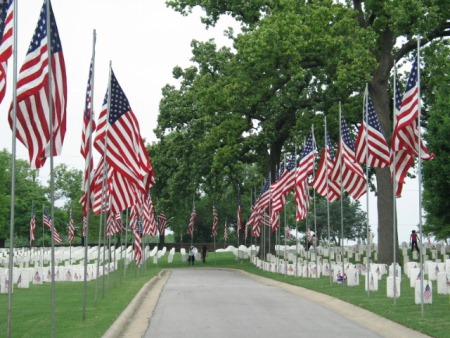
[1,251,449,337]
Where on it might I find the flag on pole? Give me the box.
[130,205,142,265]
[187,208,196,237]
[143,194,157,236]
[295,132,317,221]
[94,69,154,193]
[311,131,341,202]
[391,82,415,197]
[355,91,391,167]
[211,203,219,237]
[331,115,367,199]
[0,0,13,104]
[29,206,36,245]
[223,220,228,241]
[158,212,168,236]
[67,209,74,243]
[8,1,67,169]
[82,216,87,237]
[80,59,96,214]
[43,210,62,244]
[391,58,434,161]
[237,190,243,234]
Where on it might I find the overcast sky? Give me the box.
[0,0,423,245]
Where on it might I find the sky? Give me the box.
[0,0,425,245]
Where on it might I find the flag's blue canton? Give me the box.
[301,133,314,159]
[237,190,241,206]
[0,1,11,40]
[84,62,93,120]
[326,132,335,161]
[260,176,270,196]
[108,71,131,125]
[395,86,403,111]
[137,217,143,233]
[365,96,383,133]
[405,58,418,92]
[341,117,355,151]
[28,3,62,55]
[30,207,35,218]
[286,154,296,171]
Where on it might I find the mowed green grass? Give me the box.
[1,252,449,337]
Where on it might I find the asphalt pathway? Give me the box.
[144,269,379,338]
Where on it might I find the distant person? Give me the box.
[189,246,195,266]
[201,245,208,263]
[410,230,420,253]
[307,234,316,251]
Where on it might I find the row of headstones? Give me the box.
[275,244,378,259]
[252,257,450,304]
[0,262,117,293]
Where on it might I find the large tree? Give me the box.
[159,0,449,263]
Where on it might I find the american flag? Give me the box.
[0,0,13,104]
[158,212,168,236]
[8,2,67,169]
[43,210,62,244]
[355,92,391,167]
[211,203,219,237]
[311,131,341,202]
[270,154,296,227]
[390,68,417,197]
[237,190,243,234]
[67,209,74,243]
[223,220,228,241]
[130,205,142,266]
[424,283,432,301]
[106,211,116,238]
[82,216,87,237]
[80,59,96,214]
[295,132,316,221]
[143,194,157,236]
[248,176,271,230]
[187,208,196,237]
[29,206,36,245]
[391,58,434,160]
[94,69,154,193]
[331,116,367,200]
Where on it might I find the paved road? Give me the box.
[143,269,381,338]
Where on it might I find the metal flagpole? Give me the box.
[417,37,425,317]
[95,61,112,305]
[82,28,96,320]
[46,2,57,335]
[338,102,345,285]
[324,117,333,286]
[364,85,371,297]
[392,65,398,304]
[311,126,319,280]
[7,1,18,335]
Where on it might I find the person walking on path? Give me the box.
[410,230,420,253]
[189,246,196,266]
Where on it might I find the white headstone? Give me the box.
[387,276,401,298]
[347,268,359,286]
[415,280,432,304]
[364,272,378,291]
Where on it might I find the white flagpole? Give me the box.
[83,28,96,321]
[7,0,18,336]
[46,2,57,335]
[338,102,345,284]
[392,65,398,304]
[417,37,425,317]
[324,117,332,286]
[364,85,371,297]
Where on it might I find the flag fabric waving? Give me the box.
[295,132,317,221]
[187,208,196,237]
[355,91,391,168]
[237,190,243,234]
[391,83,415,197]
[0,0,13,104]
[8,1,67,169]
[391,58,434,161]
[158,212,168,236]
[331,116,367,200]
[80,59,96,214]
[311,131,341,202]
[143,194,157,236]
[29,206,36,245]
[43,210,62,244]
[94,69,154,193]
[67,209,74,243]
[211,203,219,237]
